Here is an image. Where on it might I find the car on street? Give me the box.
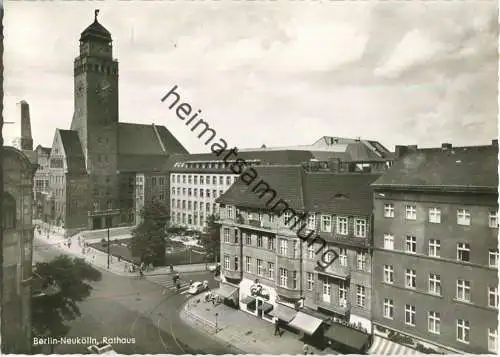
[87,342,114,354]
[208,263,220,272]
[188,280,208,295]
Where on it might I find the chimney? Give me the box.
[19,100,33,151]
[492,139,498,147]
[328,158,341,173]
[408,145,418,151]
[395,145,407,159]
[441,143,452,150]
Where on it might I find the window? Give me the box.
[283,211,291,224]
[291,271,298,289]
[268,237,275,250]
[428,312,440,334]
[357,252,366,270]
[306,272,314,291]
[405,269,416,289]
[384,203,395,218]
[457,243,470,262]
[268,262,274,279]
[405,304,416,326]
[356,285,366,307]
[226,176,231,185]
[279,239,287,256]
[429,274,441,295]
[383,265,394,284]
[293,240,300,258]
[429,208,441,223]
[321,215,332,232]
[206,189,210,198]
[223,228,230,243]
[456,279,471,302]
[2,193,16,229]
[488,328,498,353]
[339,248,347,266]
[212,176,217,185]
[322,280,331,297]
[384,234,394,250]
[188,175,192,184]
[245,256,252,273]
[307,214,316,230]
[428,239,440,257]
[339,281,347,306]
[405,236,416,254]
[200,176,204,184]
[279,268,288,287]
[457,208,471,226]
[489,249,499,268]
[257,235,263,248]
[257,259,263,276]
[488,286,499,308]
[457,319,470,344]
[405,205,416,220]
[219,176,223,185]
[245,233,252,245]
[489,210,498,228]
[354,219,367,238]
[224,255,230,270]
[337,217,348,235]
[383,298,393,319]
[234,257,239,271]
[308,245,315,259]
[193,175,198,185]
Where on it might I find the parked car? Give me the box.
[188,280,208,295]
[87,342,114,354]
[208,263,220,272]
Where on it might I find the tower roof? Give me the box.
[80,10,111,42]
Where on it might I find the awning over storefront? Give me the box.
[258,302,273,314]
[241,296,256,304]
[214,284,238,299]
[269,303,297,323]
[288,312,323,335]
[324,323,370,352]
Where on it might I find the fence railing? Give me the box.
[184,308,218,333]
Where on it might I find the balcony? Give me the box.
[223,269,242,280]
[314,292,351,316]
[276,285,302,300]
[315,264,351,280]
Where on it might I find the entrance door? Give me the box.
[257,300,263,318]
[92,217,102,230]
[322,280,331,303]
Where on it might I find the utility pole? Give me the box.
[107,221,110,269]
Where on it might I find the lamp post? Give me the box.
[215,312,218,333]
[107,222,110,269]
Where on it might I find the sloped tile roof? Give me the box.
[58,130,86,173]
[217,165,305,211]
[117,154,170,173]
[372,145,498,191]
[117,123,187,156]
[304,173,380,216]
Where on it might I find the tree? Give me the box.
[31,255,102,353]
[198,214,221,263]
[130,200,170,266]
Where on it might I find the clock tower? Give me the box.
[71,10,119,219]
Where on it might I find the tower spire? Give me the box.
[19,100,33,151]
[94,9,99,22]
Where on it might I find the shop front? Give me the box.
[239,278,276,323]
[213,283,239,308]
[324,321,371,354]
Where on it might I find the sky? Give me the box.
[3,0,498,153]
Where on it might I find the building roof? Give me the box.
[217,165,378,216]
[117,154,170,173]
[36,145,52,156]
[216,165,305,211]
[58,130,86,173]
[80,19,111,42]
[372,144,498,191]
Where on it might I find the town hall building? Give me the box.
[44,11,188,235]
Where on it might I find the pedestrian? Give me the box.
[139,270,144,279]
[303,343,309,355]
[92,255,95,261]
[124,263,128,272]
[274,320,281,336]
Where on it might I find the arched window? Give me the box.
[2,193,16,229]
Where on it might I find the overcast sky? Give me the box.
[3,0,498,153]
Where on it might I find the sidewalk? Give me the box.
[180,295,338,355]
[33,229,205,277]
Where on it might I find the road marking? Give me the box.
[156,315,169,352]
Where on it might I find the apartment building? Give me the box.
[33,145,51,218]
[216,165,381,353]
[371,141,499,354]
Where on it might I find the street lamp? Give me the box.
[215,312,218,333]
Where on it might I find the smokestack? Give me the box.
[19,100,33,151]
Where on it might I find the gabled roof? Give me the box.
[217,165,305,211]
[117,123,188,156]
[217,165,378,216]
[58,129,86,173]
[36,145,51,156]
[372,145,498,191]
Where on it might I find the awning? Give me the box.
[214,284,238,299]
[288,312,323,335]
[258,302,273,314]
[368,335,423,355]
[241,296,256,304]
[324,323,370,351]
[269,303,297,323]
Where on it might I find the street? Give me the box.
[33,239,236,354]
